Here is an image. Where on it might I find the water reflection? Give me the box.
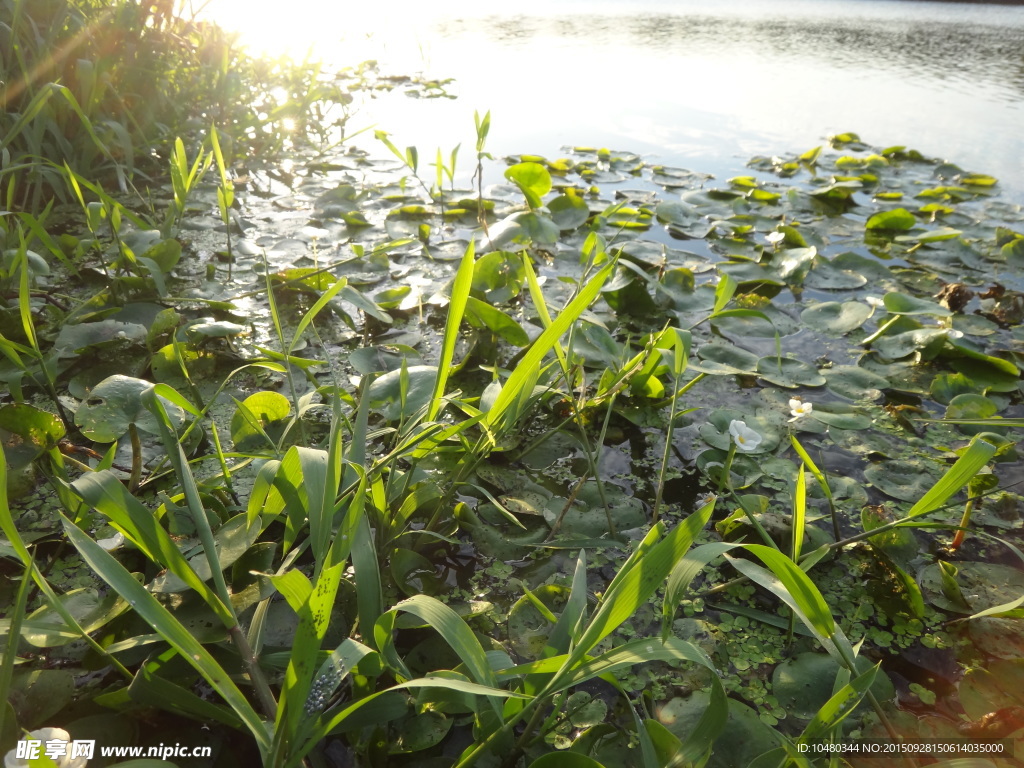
[203,0,1024,198]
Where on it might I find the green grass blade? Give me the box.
[546,550,588,654]
[288,276,349,353]
[144,391,237,621]
[485,259,615,430]
[377,595,496,687]
[428,240,475,421]
[60,514,269,752]
[799,663,880,743]
[793,463,806,561]
[906,433,998,518]
[569,499,713,666]
[273,561,343,758]
[71,470,234,627]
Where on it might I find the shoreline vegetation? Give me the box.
[3,2,1024,767]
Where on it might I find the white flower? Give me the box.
[789,399,813,421]
[766,231,785,245]
[5,728,88,768]
[96,532,125,551]
[865,296,885,308]
[728,420,762,452]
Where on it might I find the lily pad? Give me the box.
[772,652,894,722]
[54,320,147,357]
[823,366,889,401]
[801,301,872,335]
[692,343,760,375]
[230,390,292,449]
[22,588,129,647]
[864,460,941,502]
[919,562,1024,614]
[76,375,184,442]
[367,365,438,422]
[656,692,782,768]
[507,584,569,660]
[755,357,825,388]
[0,404,66,469]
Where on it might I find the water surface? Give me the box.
[205,0,1024,197]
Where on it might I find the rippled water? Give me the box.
[206,0,1024,197]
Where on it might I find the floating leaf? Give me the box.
[865,460,941,502]
[823,366,889,401]
[865,208,916,231]
[801,301,872,335]
[76,375,184,442]
[755,357,825,388]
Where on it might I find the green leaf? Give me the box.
[60,515,269,751]
[865,208,916,230]
[800,664,880,743]
[882,292,952,317]
[505,162,552,210]
[906,433,998,518]
[548,193,590,230]
[485,260,614,431]
[464,296,530,346]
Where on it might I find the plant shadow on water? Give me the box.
[5,3,1024,767]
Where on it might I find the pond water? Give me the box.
[205,0,1024,197]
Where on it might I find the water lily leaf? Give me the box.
[823,366,889,401]
[803,259,868,290]
[140,238,182,272]
[543,482,645,538]
[505,162,552,209]
[230,390,291,449]
[349,345,422,375]
[929,372,978,405]
[948,358,1021,393]
[464,297,529,346]
[487,210,560,247]
[20,588,129,647]
[392,711,452,754]
[472,250,526,304]
[801,301,872,335]
[508,584,569,660]
[10,669,75,728]
[920,563,1024,615]
[865,460,941,502]
[951,314,998,337]
[367,365,437,422]
[391,548,444,597]
[150,514,260,593]
[873,328,950,360]
[882,292,952,317]
[755,357,825,388]
[710,309,778,338]
[657,693,782,768]
[692,343,760,375]
[54,320,147,357]
[772,652,893,722]
[718,260,783,287]
[865,208,916,231]
[548,193,589,230]
[809,402,873,430]
[969,619,1024,660]
[76,375,184,442]
[946,394,1002,435]
[0,404,66,469]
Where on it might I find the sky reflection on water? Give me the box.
[204,0,1024,198]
